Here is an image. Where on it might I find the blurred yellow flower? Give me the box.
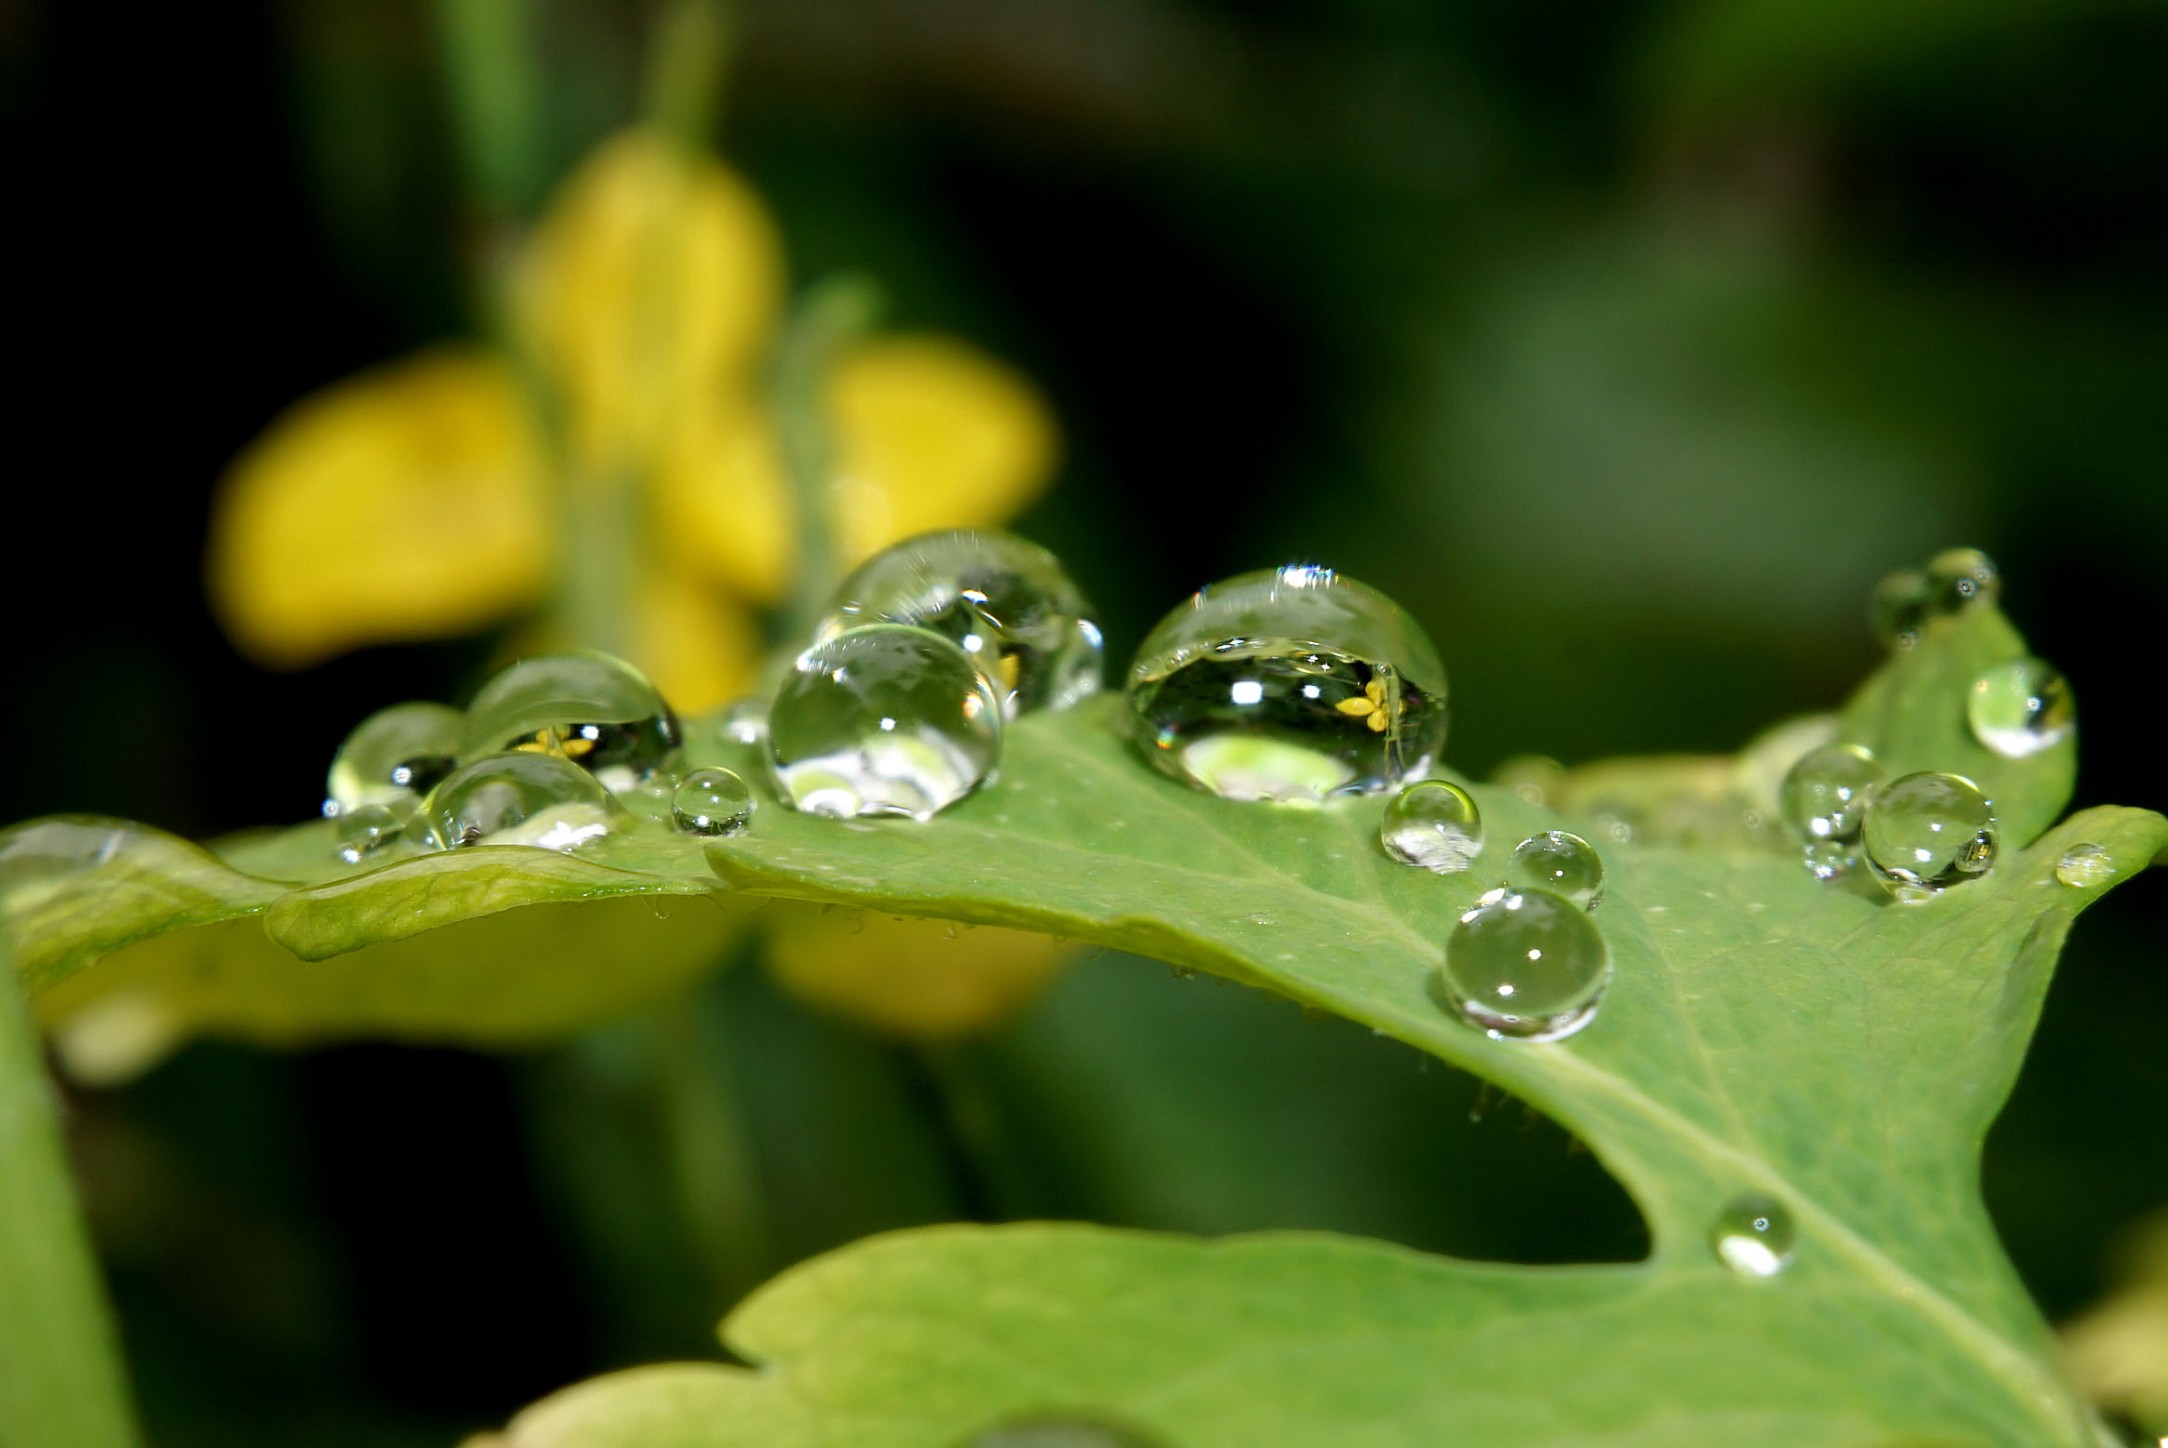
[208,128,1057,713]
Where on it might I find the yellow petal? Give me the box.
[652,396,795,604]
[765,911,1075,1038]
[828,335,1058,563]
[207,349,551,668]
[1334,696,1377,718]
[626,571,764,716]
[520,129,783,475]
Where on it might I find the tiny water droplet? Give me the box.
[1870,567,1932,650]
[1925,547,2000,616]
[1379,780,1482,871]
[1126,565,1447,803]
[1967,657,2073,758]
[1490,755,1565,807]
[768,624,1003,820]
[421,753,624,851]
[671,768,755,836]
[334,801,407,864]
[720,697,767,745]
[1861,772,1997,902]
[1779,742,1884,880]
[462,651,681,795]
[2055,842,2117,889]
[1711,1193,1796,1278]
[819,529,1104,717]
[325,702,463,816]
[1435,887,1611,1042]
[1508,832,1603,909]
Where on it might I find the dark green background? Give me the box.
[6,1,2165,1441]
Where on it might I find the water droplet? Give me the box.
[1710,1194,1796,1278]
[1436,887,1611,1042]
[1491,754,1565,807]
[420,753,625,851]
[672,768,755,836]
[0,817,151,908]
[1967,658,2073,758]
[768,624,1003,820]
[2055,842,2117,889]
[1126,565,1447,803]
[1870,567,1932,650]
[1861,771,1997,902]
[462,651,682,795]
[1778,742,1884,880]
[334,802,407,864]
[324,702,463,816]
[1379,780,1483,871]
[1508,831,1603,909]
[819,529,1104,717]
[966,1416,1163,1448]
[720,698,767,745]
[1925,547,2000,616]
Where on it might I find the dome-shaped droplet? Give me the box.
[768,624,1003,821]
[420,752,624,851]
[461,651,681,795]
[1508,831,1604,909]
[325,702,464,816]
[1436,887,1611,1042]
[818,529,1104,717]
[1861,771,1997,902]
[1379,781,1482,872]
[1126,566,1448,804]
[672,768,755,836]
[966,1417,1164,1448]
[1710,1194,1796,1278]
[1925,547,2000,616]
[1967,658,2073,759]
[1869,567,1932,650]
[1778,742,1884,880]
[334,801,407,864]
[2055,842,2116,889]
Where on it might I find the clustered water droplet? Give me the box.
[1508,830,1604,909]
[1710,1193,1796,1278]
[1778,743,1885,880]
[461,651,683,795]
[1379,781,1482,872]
[1967,658,2073,759]
[421,752,624,851]
[1436,887,1611,1042]
[324,701,464,817]
[1126,566,1448,804]
[334,803,405,864]
[1860,771,1998,903]
[672,768,755,836]
[1870,546,2000,650]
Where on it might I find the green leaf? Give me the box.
[513,603,2145,1447]
[2,814,740,1080]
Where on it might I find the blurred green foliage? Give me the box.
[7,0,2166,1440]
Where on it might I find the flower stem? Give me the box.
[774,274,884,643]
[430,0,546,221]
[0,939,141,1448]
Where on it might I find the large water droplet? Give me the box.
[1710,1194,1796,1278]
[334,802,407,865]
[1925,547,2000,616]
[420,753,624,851]
[768,624,1003,821]
[1861,771,1997,902]
[1379,780,1482,871]
[1779,742,1884,880]
[673,768,754,836]
[462,651,682,794]
[819,529,1104,717]
[1967,658,2073,759]
[2056,842,2116,889]
[1126,566,1447,804]
[1508,831,1603,909]
[1436,887,1611,1042]
[325,702,464,816]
